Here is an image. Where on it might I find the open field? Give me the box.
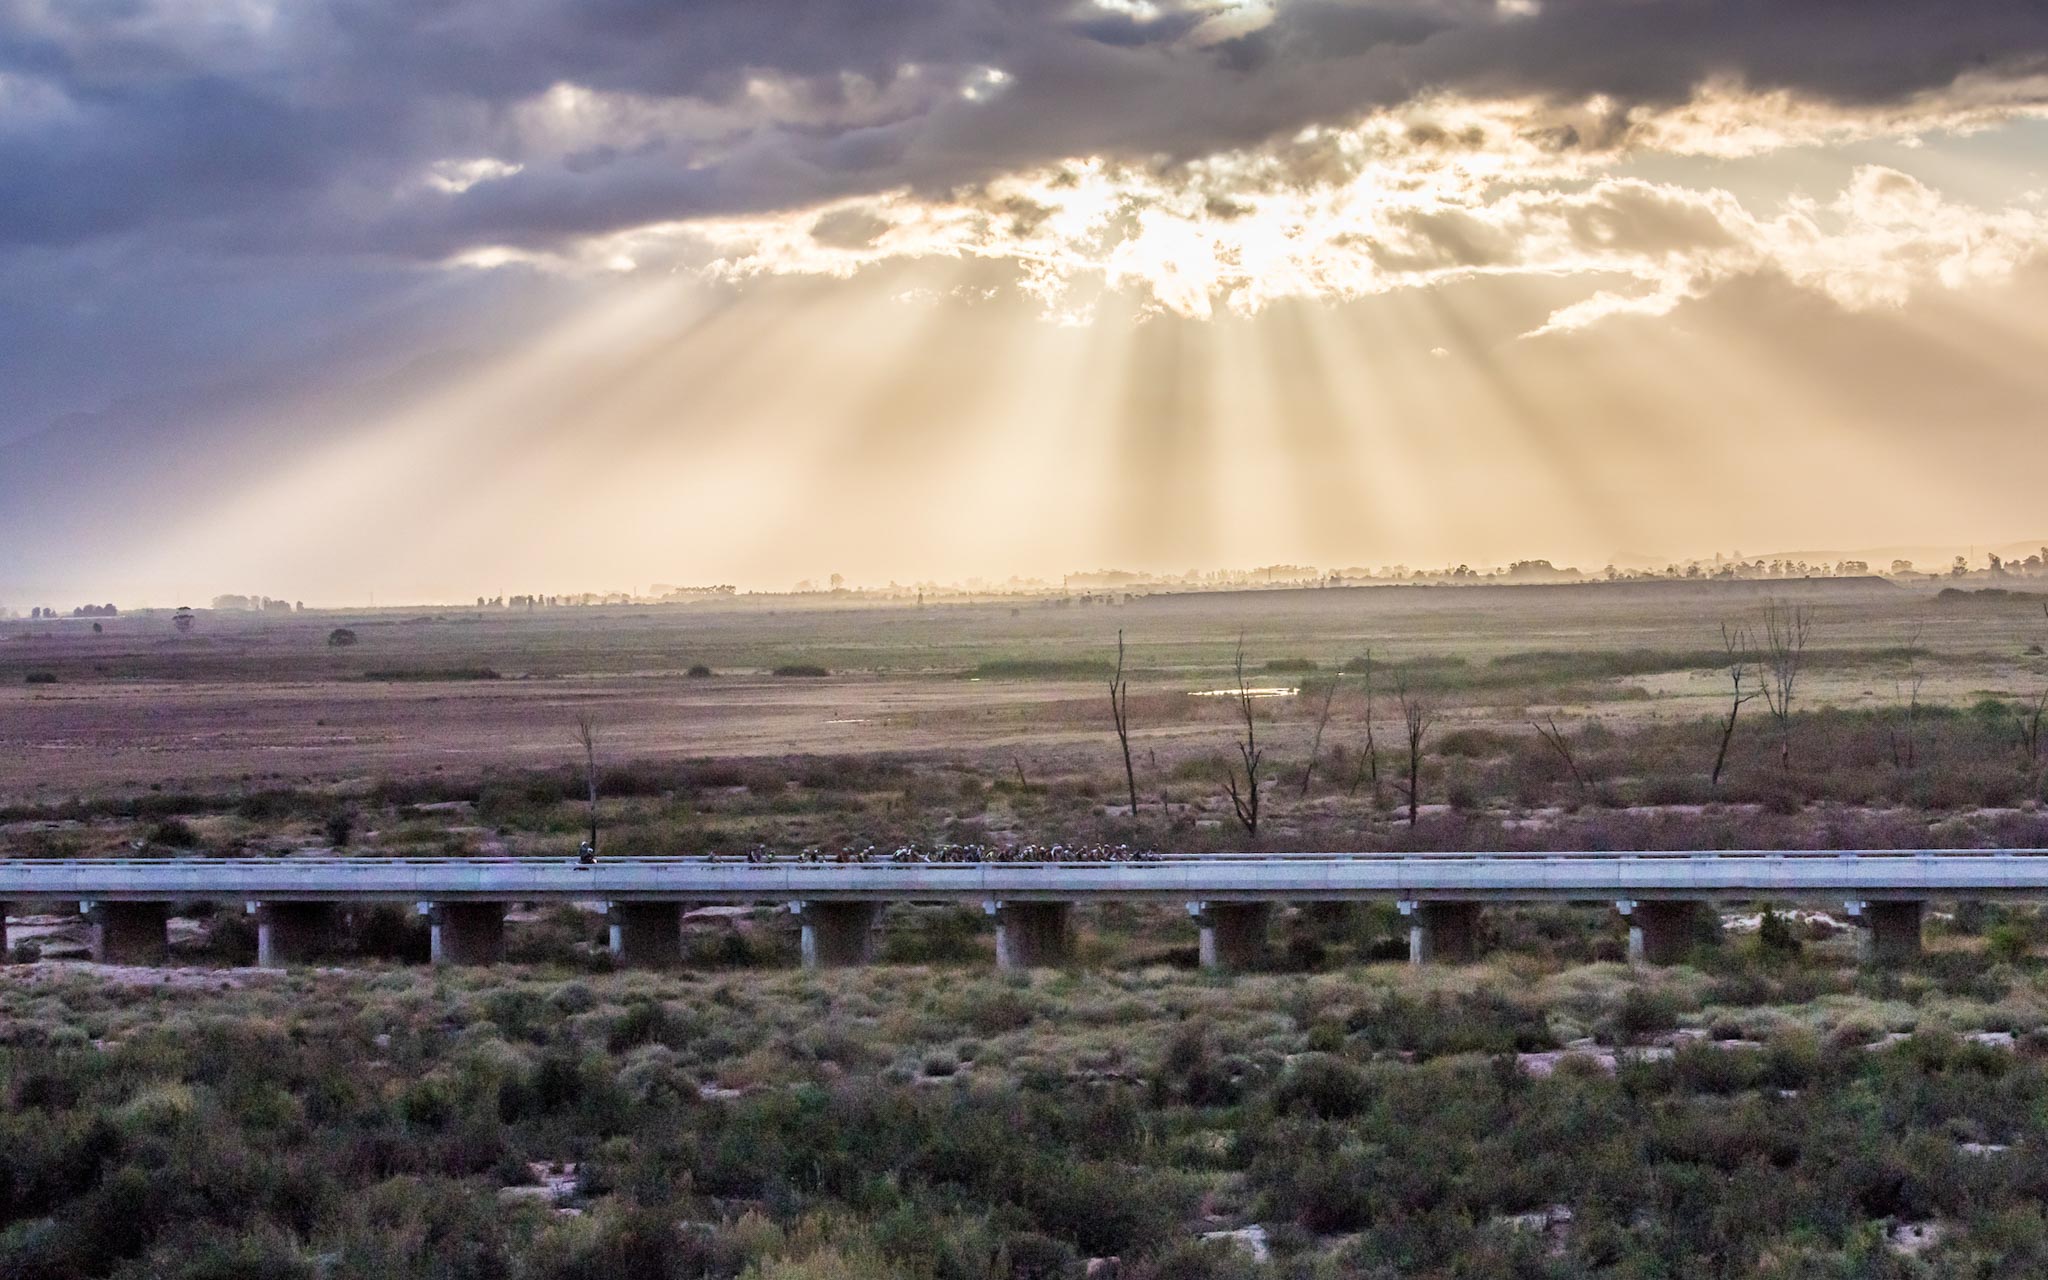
[5,579,2048,865]
[5,579,2045,794]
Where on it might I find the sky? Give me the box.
[4,0,2048,605]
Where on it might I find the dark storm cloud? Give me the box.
[1,0,2046,260]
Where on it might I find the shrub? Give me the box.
[971,659,1114,680]
[688,664,714,678]
[1987,923,2033,964]
[1263,657,1318,673]
[323,810,354,847]
[774,665,831,678]
[149,818,201,848]
[326,628,358,647]
[1001,1231,1078,1280]
[1757,908,1802,958]
[24,672,57,685]
[1271,1054,1373,1120]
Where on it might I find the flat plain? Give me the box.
[5,577,2043,800]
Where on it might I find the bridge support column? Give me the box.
[1190,901,1271,970]
[1400,900,1480,965]
[427,902,506,965]
[990,901,1073,970]
[86,901,169,965]
[608,902,686,968]
[251,901,338,967]
[1849,900,1922,964]
[793,902,881,969]
[1619,900,1700,966]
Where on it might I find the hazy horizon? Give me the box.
[12,530,2048,614]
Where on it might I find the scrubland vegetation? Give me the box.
[14,914,2048,1278]
[9,581,2048,1275]
[9,688,2048,866]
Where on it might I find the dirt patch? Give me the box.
[0,961,276,990]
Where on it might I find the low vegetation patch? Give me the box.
[970,658,1116,680]
[363,666,502,681]
[5,943,2048,1278]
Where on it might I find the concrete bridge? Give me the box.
[3,850,2042,969]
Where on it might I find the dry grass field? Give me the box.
[4,577,2046,859]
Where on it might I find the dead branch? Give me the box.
[1889,627,1924,771]
[1531,715,1587,795]
[1109,630,1140,820]
[1300,670,1343,796]
[1348,650,1381,800]
[573,713,600,855]
[1394,674,1437,826]
[1759,601,1812,772]
[1221,634,1263,839]
[2017,688,2047,764]
[1712,623,1758,786]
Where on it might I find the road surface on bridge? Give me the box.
[5,850,2048,904]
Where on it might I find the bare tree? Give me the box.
[1759,601,1812,772]
[1108,630,1140,819]
[1889,628,1924,771]
[1531,715,1587,796]
[574,713,600,857]
[1712,623,1758,786]
[1221,635,1264,839]
[1394,675,1437,826]
[1299,671,1343,796]
[1347,650,1382,800]
[2016,688,2048,765]
[2019,605,2048,766]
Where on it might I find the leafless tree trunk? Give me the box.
[1531,715,1587,796]
[1348,650,1381,800]
[1109,630,1140,819]
[1759,601,1812,772]
[2016,688,2047,765]
[1889,628,1924,771]
[2018,605,2048,767]
[1299,672,1342,796]
[574,713,600,854]
[1712,623,1758,786]
[1395,675,1437,826]
[1221,635,1263,839]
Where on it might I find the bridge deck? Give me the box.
[4,851,2047,904]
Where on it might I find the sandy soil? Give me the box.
[0,674,1148,798]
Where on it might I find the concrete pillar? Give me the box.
[1400,900,1480,965]
[608,902,686,968]
[1620,900,1700,966]
[1851,900,1923,964]
[252,901,338,967]
[1190,901,1272,970]
[990,901,1074,970]
[427,901,506,965]
[86,901,169,965]
[794,901,881,969]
